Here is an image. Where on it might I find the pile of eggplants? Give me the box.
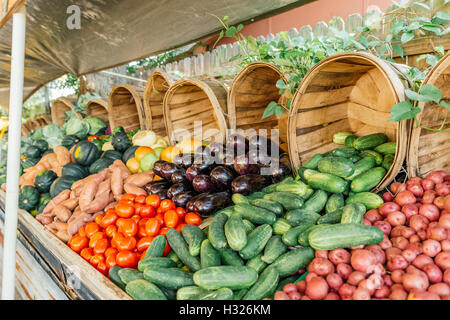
[144,134,291,216]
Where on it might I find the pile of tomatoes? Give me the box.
[67,193,202,276]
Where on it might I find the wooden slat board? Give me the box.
[0,192,131,300]
[108,85,146,132]
[288,52,408,192]
[86,98,110,127]
[51,97,83,128]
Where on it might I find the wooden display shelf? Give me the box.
[0,191,131,300]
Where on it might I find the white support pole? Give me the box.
[1,4,26,300]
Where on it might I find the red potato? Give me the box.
[382,192,394,202]
[422,179,435,191]
[402,249,418,263]
[351,249,377,273]
[391,226,407,237]
[387,255,408,271]
[372,263,387,275]
[305,276,329,300]
[308,258,335,276]
[402,204,419,220]
[358,279,376,296]
[407,183,424,198]
[373,221,392,235]
[301,296,311,300]
[405,242,423,255]
[362,219,372,226]
[423,239,442,257]
[288,291,301,300]
[283,283,297,294]
[409,234,421,243]
[403,270,429,292]
[274,291,290,300]
[315,250,328,259]
[434,197,445,210]
[417,230,428,241]
[338,284,356,299]
[428,283,450,297]
[426,172,444,184]
[324,292,340,300]
[379,234,393,249]
[401,227,416,239]
[295,280,306,293]
[422,190,436,204]
[410,215,429,232]
[379,202,401,216]
[445,269,450,286]
[369,248,386,265]
[435,183,450,197]
[347,271,367,286]
[387,211,407,226]
[419,204,440,221]
[438,214,450,229]
[391,236,409,250]
[391,182,406,194]
[413,255,434,269]
[435,252,450,270]
[352,287,371,300]
[394,191,416,207]
[328,248,351,265]
[383,275,393,287]
[427,226,447,241]
[374,285,390,298]
[364,209,383,223]
[389,287,408,300]
[385,247,402,260]
[305,272,318,284]
[445,195,450,212]
[367,273,384,289]
[391,270,405,283]
[326,273,343,290]
[441,239,450,251]
[408,290,440,300]
[336,263,352,280]
[422,263,443,283]
[407,177,423,186]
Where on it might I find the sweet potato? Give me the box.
[43,189,70,214]
[124,172,154,187]
[112,160,131,179]
[52,204,72,223]
[60,198,78,210]
[83,179,112,214]
[111,166,124,200]
[79,171,107,212]
[53,146,71,167]
[36,212,54,225]
[123,183,147,196]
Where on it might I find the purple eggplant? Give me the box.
[171,168,188,184]
[167,183,191,199]
[192,175,216,193]
[144,181,171,195]
[154,188,169,200]
[226,133,249,156]
[210,166,236,189]
[233,153,260,175]
[186,165,203,182]
[173,153,195,169]
[156,161,178,180]
[189,191,231,216]
[186,193,206,212]
[231,174,271,195]
[173,191,196,208]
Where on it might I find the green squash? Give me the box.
[19,186,40,212]
[21,157,39,169]
[49,176,78,198]
[122,145,139,164]
[34,170,58,193]
[61,135,81,149]
[24,145,41,158]
[101,150,122,162]
[41,150,53,157]
[72,141,101,166]
[112,132,131,152]
[33,139,49,153]
[89,158,114,174]
[37,193,52,215]
[61,163,89,180]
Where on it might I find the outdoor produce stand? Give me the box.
[0,0,449,302]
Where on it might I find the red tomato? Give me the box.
[117,199,134,207]
[176,223,185,233]
[87,135,99,142]
[164,210,179,228]
[80,247,94,261]
[135,194,146,204]
[105,247,118,258]
[89,232,107,248]
[89,254,105,268]
[116,250,139,268]
[156,207,164,215]
[185,212,202,226]
[163,241,171,257]
[116,203,135,218]
[78,226,87,237]
[112,233,137,251]
[138,226,148,238]
[93,238,110,255]
[121,194,136,202]
[101,210,118,228]
[131,214,141,224]
[105,225,118,238]
[159,227,170,236]
[154,212,164,225]
[118,219,138,238]
[140,205,156,218]
[138,218,149,228]
[160,199,175,213]
[134,203,145,216]
[96,261,108,276]
[145,218,162,237]
[145,194,161,208]
[70,235,89,253]
[175,207,186,220]
[137,236,154,252]
[85,222,101,238]
[105,254,117,269]
[94,213,104,225]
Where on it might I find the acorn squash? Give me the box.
[61,163,89,180]
[112,132,131,152]
[34,170,57,193]
[72,141,100,166]
[49,176,78,198]
[18,186,40,212]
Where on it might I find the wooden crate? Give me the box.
[108,85,146,132]
[163,78,228,144]
[86,98,110,127]
[143,70,177,136]
[51,97,83,127]
[407,51,450,177]
[288,52,409,192]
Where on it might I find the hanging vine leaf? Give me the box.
[389,101,421,121]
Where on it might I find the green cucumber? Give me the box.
[118,268,144,284]
[242,219,256,234]
[144,235,166,259]
[167,251,183,268]
[246,253,267,273]
[108,266,126,290]
[284,209,320,226]
[350,167,386,192]
[275,181,314,199]
[359,150,383,166]
[345,157,376,180]
[243,267,279,300]
[345,135,357,147]
[215,206,235,218]
[138,257,177,272]
[308,223,384,250]
[317,207,344,224]
[318,156,355,178]
[375,142,396,155]
[272,218,292,235]
[157,286,176,300]
[208,212,228,250]
[232,193,249,205]
[331,146,358,158]
[234,288,249,300]
[125,279,167,300]
[247,192,266,200]
[193,287,234,300]
[181,224,205,257]
[239,224,272,260]
[193,266,258,290]
[382,154,394,171]
[143,267,195,290]
[224,213,247,251]
[282,224,314,246]
[263,192,304,210]
[297,224,330,247]
[250,199,284,216]
[305,172,349,194]
[275,276,299,292]
[301,190,328,213]
[341,203,367,224]
[325,193,345,214]
[271,247,315,277]
[219,246,244,266]
[200,239,221,269]
[303,154,324,170]
[166,228,201,272]
[346,192,384,209]
[261,235,287,264]
[234,203,276,225]
[177,286,210,300]
[333,132,354,145]
[354,133,388,150]
[349,155,362,163]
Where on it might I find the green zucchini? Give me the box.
[308,223,384,250]
[166,228,201,272]
[126,279,167,300]
[143,267,195,290]
[243,267,279,300]
[340,203,367,224]
[181,224,205,257]
[318,156,355,178]
[325,193,345,214]
[345,157,376,180]
[271,247,315,277]
[305,171,349,194]
[354,133,388,150]
[284,209,320,226]
[234,203,276,225]
[219,246,244,266]
[346,192,384,209]
[250,198,284,216]
[246,253,267,273]
[200,239,221,269]
[272,218,292,235]
[350,167,386,192]
[374,142,396,155]
[208,212,228,250]
[193,266,258,290]
[261,235,287,264]
[282,224,314,246]
[239,224,273,260]
[301,189,328,213]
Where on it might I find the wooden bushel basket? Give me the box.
[408,52,450,177]
[108,85,146,132]
[228,62,289,143]
[288,52,409,192]
[143,70,177,136]
[163,78,228,144]
[51,97,83,127]
[86,98,110,127]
